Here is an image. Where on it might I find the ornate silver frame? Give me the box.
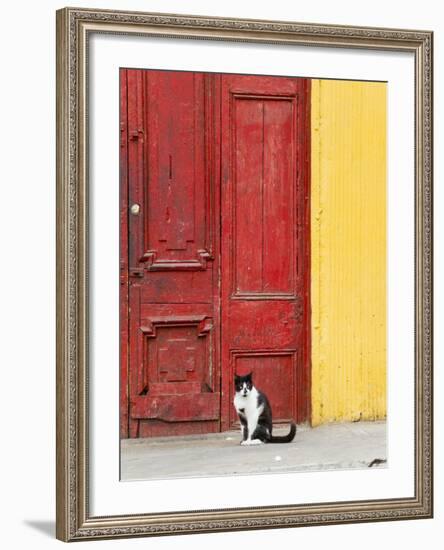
[56,7,433,541]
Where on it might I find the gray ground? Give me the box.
[120,420,386,482]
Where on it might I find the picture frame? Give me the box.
[56,6,433,542]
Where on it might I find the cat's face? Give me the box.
[234,373,253,397]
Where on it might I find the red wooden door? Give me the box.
[220,74,310,430]
[120,69,221,438]
[120,69,310,438]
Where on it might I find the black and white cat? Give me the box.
[233,372,296,445]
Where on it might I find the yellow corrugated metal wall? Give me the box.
[311,79,387,425]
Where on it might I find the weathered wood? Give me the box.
[220,74,311,429]
[122,69,221,437]
[119,69,129,439]
[131,393,221,422]
[121,70,310,438]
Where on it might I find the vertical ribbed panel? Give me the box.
[311,80,387,425]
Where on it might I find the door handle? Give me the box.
[130,203,140,215]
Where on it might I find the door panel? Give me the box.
[128,70,215,272]
[122,69,221,438]
[232,351,297,421]
[141,72,211,270]
[233,97,295,296]
[220,74,310,430]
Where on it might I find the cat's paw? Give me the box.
[241,439,263,446]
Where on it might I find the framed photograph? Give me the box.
[56,7,433,541]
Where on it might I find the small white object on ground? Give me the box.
[274,456,282,461]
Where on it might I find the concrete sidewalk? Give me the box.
[120,420,386,482]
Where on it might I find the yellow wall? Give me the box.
[311,80,387,425]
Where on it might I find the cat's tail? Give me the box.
[269,422,296,443]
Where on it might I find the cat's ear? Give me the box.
[234,374,240,382]
[246,371,253,381]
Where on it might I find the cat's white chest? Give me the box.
[234,388,264,444]
[234,388,258,415]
